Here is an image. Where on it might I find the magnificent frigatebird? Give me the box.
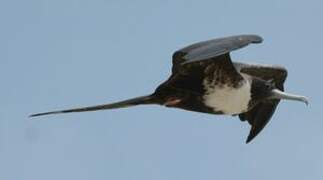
[30,34,308,143]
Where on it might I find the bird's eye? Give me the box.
[265,83,274,90]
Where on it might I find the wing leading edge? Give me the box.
[173,34,263,66]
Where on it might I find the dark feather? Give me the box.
[236,63,288,143]
[172,34,263,66]
[30,95,157,117]
[243,100,280,143]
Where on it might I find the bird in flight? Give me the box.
[30,34,308,143]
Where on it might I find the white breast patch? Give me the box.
[203,80,251,115]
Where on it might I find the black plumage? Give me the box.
[31,34,308,143]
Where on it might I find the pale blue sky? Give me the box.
[1,0,323,179]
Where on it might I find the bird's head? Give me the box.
[251,77,308,105]
[250,78,276,101]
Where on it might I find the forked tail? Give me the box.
[30,94,157,117]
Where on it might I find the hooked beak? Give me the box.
[270,89,309,105]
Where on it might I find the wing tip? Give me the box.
[245,133,255,144]
[29,111,62,117]
[29,113,49,118]
[245,126,260,144]
[29,113,45,117]
[241,34,263,44]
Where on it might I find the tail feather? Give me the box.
[30,94,157,117]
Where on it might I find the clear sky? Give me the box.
[1,0,323,179]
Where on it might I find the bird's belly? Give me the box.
[203,81,251,115]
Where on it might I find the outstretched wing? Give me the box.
[30,95,157,117]
[235,63,288,143]
[172,34,263,73]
